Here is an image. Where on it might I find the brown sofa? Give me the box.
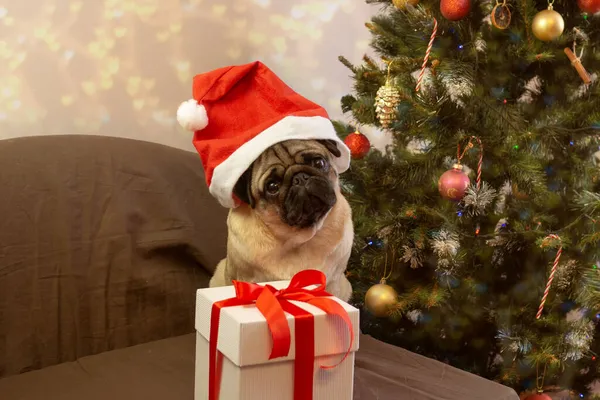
[0,135,519,399]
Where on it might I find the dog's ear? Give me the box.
[317,139,342,158]
[232,167,255,208]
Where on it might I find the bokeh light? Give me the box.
[0,0,374,150]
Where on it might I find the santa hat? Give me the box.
[176,61,351,208]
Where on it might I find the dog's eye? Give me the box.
[265,181,280,195]
[311,157,328,170]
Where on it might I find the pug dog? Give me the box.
[209,139,354,301]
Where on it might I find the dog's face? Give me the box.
[233,139,343,230]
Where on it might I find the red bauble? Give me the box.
[344,131,371,159]
[440,0,471,21]
[523,393,552,400]
[578,0,600,13]
[438,164,470,201]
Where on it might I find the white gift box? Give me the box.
[194,279,360,400]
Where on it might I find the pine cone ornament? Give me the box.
[375,82,401,128]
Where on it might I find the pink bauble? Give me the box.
[438,164,470,201]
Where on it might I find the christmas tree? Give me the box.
[336,0,600,396]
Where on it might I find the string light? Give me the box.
[366,238,384,249]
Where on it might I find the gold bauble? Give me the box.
[531,7,564,42]
[365,280,398,317]
[392,0,420,9]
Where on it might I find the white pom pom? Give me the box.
[177,99,208,131]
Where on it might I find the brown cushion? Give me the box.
[0,135,228,378]
[0,334,519,400]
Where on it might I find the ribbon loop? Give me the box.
[285,269,328,292]
[207,269,354,400]
[233,280,265,300]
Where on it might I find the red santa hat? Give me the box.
[176,61,351,208]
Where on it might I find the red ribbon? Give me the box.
[208,269,354,400]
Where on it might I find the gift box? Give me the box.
[194,270,360,400]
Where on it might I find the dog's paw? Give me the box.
[328,275,353,302]
[210,259,228,287]
[339,276,353,302]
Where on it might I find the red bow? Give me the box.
[208,269,354,400]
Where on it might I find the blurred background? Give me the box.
[0,0,386,152]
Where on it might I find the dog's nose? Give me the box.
[292,172,311,187]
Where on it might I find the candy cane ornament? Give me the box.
[415,17,438,93]
[536,234,563,319]
[471,136,483,190]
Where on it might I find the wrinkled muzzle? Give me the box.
[283,172,336,228]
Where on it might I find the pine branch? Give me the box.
[518,0,535,50]
[338,56,357,74]
[576,267,600,310]
[574,191,600,216]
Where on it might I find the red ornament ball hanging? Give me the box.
[578,0,600,13]
[523,393,552,400]
[440,0,471,21]
[438,164,470,201]
[344,131,371,159]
